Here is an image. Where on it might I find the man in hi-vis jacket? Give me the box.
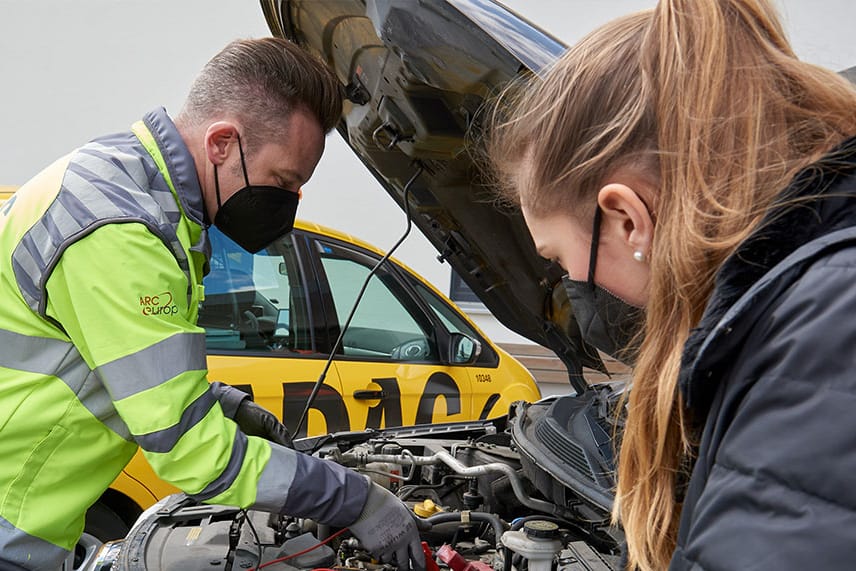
[0,38,423,571]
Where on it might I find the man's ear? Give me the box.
[596,183,654,256]
[204,122,239,166]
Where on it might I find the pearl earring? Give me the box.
[633,250,646,262]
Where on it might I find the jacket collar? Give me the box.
[679,135,856,417]
[141,107,206,228]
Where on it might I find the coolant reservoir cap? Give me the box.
[414,499,443,517]
[523,520,560,540]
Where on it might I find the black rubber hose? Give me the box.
[423,512,506,547]
[503,545,513,571]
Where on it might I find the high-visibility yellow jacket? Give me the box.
[0,108,368,570]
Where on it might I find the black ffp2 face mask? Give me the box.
[563,207,644,365]
[213,134,299,254]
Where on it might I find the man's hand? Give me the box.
[349,481,426,571]
[233,399,293,448]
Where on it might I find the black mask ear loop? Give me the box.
[209,132,248,226]
[213,164,222,208]
[207,162,222,228]
[586,206,603,288]
[236,133,251,187]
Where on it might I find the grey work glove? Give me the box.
[349,480,426,571]
[233,398,293,448]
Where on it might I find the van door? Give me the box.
[200,227,348,438]
[307,236,473,429]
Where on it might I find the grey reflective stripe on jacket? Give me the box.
[0,514,69,571]
[134,387,218,453]
[11,136,190,318]
[95,332,207,401]
[0,328,132,440]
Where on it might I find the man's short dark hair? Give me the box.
[180,37,343,147]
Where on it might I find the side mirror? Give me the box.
[448,333,482,365]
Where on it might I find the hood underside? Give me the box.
[262,0,605,386]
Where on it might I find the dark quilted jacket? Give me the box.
[670,135,856,570]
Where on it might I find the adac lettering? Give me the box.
[139,291,178,316]
[280,374,464,437]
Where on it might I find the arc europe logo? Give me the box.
[139,291,179,316]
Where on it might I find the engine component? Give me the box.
[423,541,441,571]
[510,390,620,514]
[436,544,492,571]
[414,499,444,517]
[339,447,571,518]
[423,511,506,547]
[501,521,563,571]
[96,409,623,571]
[462,480,484,511]
[274,532,336,568]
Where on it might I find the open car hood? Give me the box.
[261,0,605,387]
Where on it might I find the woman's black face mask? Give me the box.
[562,207,644,365]
[212,134,299,254]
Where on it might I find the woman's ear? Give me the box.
[596,182,655,257]
[204,122,239,166]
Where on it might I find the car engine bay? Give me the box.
[94,385,624,571]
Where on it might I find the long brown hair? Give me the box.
[489,1,856,569]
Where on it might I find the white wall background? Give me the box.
[2,0,854,342]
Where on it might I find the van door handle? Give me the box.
[353,390,386,400]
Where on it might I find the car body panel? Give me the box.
[334,360,473,429]
[205,353,348,434]
[117,457,174,508]
[261,0,606,388]
[0,187,15,210]
[198,222,537,432]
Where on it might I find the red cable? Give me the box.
[249,527,350,571]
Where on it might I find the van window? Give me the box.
[316,240,437,362]
[200,227,314,353]
[409,276,497,367]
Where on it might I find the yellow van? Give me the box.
[0,188,540,543]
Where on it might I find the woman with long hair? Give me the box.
[489,1,856,569]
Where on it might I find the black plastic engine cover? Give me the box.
[510,390,618,514]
